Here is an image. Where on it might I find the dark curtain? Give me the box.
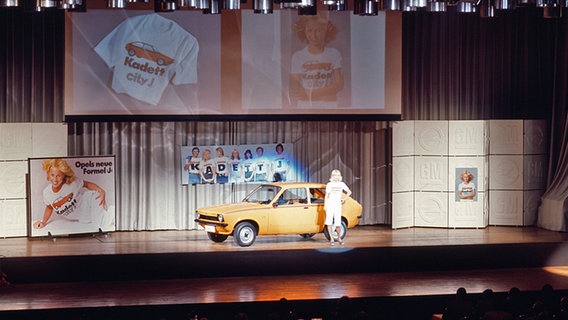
[548,17,568,185]
[0,8,65,123]
[401,7,557,121]
[536,15,568,231]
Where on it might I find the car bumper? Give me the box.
[194,218,232,235]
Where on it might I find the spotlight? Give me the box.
[223,0,239,9]
[456,0,476,11]
[197,0,209,8]
[253,0,272,13]
[353,0,378,15]
[427,0,447,11]
[203,0,221,13]
[384,0,401,10]
[277,0,300,9]
[298,3,316,13]
[516,0,534,5]
[107,0,126,8]
[0,0,19,7]
[326,0,347,10]
[479,0,495,16]
[155,0,177,11]
[479,0,496,16]
[410,0,426,7]
[494,0,514,9]
[40,0,57,7]
[59,0,82,9]
[402,0,417,10]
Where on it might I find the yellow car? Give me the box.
[194,182,362,247]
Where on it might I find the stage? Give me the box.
[1,225,568,319]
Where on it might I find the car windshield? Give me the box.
[243,185,281,204]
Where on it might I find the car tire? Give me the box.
[128,49,135,56]
[207,232,228,243]
[300,233,316,239]
[323,220,347,241]
[234,222,257,247]
[157,58,165,66]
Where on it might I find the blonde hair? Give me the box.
[293,14,338,45]
[42,158,75,184]
[330,169,342,182]
[460,170,474,182]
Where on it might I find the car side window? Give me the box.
[309,188,326,204]
[278,188,308,205]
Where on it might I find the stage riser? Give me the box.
[4,242,568,284]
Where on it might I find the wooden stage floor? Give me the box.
[1,225,568,319]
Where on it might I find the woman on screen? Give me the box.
[290,14,344,108]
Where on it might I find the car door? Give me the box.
[309,187,327,228]
[267,187,319,234]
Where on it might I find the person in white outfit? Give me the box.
[324,169,351,246]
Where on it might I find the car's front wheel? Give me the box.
[207,232,228,243]
[323,220,347,241]
[234,222,257,247]
[300,233,316,239]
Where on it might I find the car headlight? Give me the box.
[217,214,224,222]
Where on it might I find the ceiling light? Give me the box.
[494,0,514,9]
[107,0,126,8]
[0,0,19,7]
[298,4,316,13]
[427,0,447,11]
[457,0,476,12]
[155,0,177,11]
[203,0,221,13]
[326,0,346,10]
[223,0,239,9]
[253,0,272,13]
[353,0,378,15]
[384,0,401,10]
[479,0,496,16]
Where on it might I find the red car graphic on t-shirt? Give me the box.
[125,41,174,66]
[52,193,74,210]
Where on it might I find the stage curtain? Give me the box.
[68,121,390,230]
[401,8,555,121]
[0,9,65,123]
[537,18,568,232]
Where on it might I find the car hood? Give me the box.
[197,202,267,215]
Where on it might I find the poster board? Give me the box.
[28,156,116,237]
[180,143,301,185]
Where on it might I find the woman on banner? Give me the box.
[34,158,109,229]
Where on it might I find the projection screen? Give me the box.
[64,9,401,121]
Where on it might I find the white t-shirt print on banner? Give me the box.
[95,14,199,106]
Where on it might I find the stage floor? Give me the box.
[3,225,568,258]
[1,225,568,318]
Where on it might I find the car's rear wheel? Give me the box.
[323,220,347,241]
[300,233,316,239]
[207,232,228,243]
[234,222,257,247]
